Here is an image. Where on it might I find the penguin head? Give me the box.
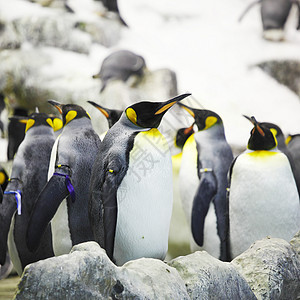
[11,112,54,133]
[175,124,194,149]
[87,101,122,128]
[178,103,222,131]
[244,115,277,150]
[286,134,300,145]
[125,93,191,128]
[48,100,91,126]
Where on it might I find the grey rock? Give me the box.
[168,251,256,300]
[0,21,21,50]
[232,237,300,300]
[15,242,189,300]
[12,14,92,54]
[290,230,300,257]
[257,60,300,98]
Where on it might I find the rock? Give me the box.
[232,237,300,300]
[0,0,121,52]
[0,21,21,50]
[168,251,256,300]
[15,242,189,299]
[290,230,300,257]
[257,60,300,98]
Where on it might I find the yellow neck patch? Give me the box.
[247,150,278,158]
[65,110,77,125]
[25,119,35,132]
[0,172,6,185]
[126,108,138,126]
[46,118,54,128]
[269,128,278,147]
[285,135,292,145]
[204,116,217,130]
[53,118,63,131]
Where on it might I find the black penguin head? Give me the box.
[244,115,277,150]
[125,93,191,128]
[48,100,91,126]
[11,112,54,133]
[175,124,194,149]
[87,101,122,128]
[178,103,222,131]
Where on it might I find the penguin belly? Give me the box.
[7,213,22,276]
[113,129,173,265]
[179,134,220,258]
[229,151,300,258]
[51,199,72,256]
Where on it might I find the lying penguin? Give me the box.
[0,112,55,275]
[27,101,101,256]
[93,50,146,93]
[228,116,300,259]
[178,103,233,261]
[89,93,191,265]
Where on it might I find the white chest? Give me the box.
[113,129,173,265]
[229,151,300,258]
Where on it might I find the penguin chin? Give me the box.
[263,29,285,42]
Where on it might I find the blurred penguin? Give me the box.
[178,103,233,261]
[93,50,146,93]
[239,0,300,41]
[0,113,55,276]
[7,108,28,161]
[87,101,122,139]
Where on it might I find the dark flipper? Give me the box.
[191,171,217,247]
[26,174,69,252]
[0,193,17,265]
[238,0,262,22]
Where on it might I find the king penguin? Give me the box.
[286,134,300,198]
[228,116,300,259]
[261,122,300,196]
[89,93,191,265]
[177,103,233,261]
[27,101,101,256]
[93,50,146,93]
[0,112,55,275]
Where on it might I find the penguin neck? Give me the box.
[196,123,225,139]
[25,125,54,137]
[119,114,152,132]
[62,117,93,132]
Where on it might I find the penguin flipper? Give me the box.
[0,193,18,265]
[191,170,217,247]
[26,175,69,252]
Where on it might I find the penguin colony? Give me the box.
[0,63,299,275]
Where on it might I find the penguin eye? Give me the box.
[65,111,77,125]
[25,119,35,132]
